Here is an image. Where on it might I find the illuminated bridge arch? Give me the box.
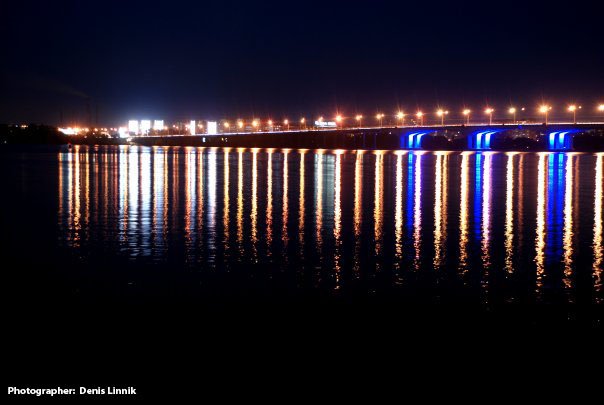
[468,129,502,150]
[547,130,578,151]
[401,130,435,149]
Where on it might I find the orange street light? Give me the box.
[508,107,517,124]
[436,109,449,126]
[485,108,494,125]
[463,109,471,125]
[396,111,405,126]
[355,114,363,128]
[539,105,551,125]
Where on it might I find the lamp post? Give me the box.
[567,105,577,124]
[237,120,244,132]
[463,109,471,125]
[436,109,448,126]
[539,105,551,125]
[252,120,259,132]
[485,108,494,125]
[335,115,343,129]
[284,119,289,131]
[223,121,230,132]
[300,117,306,130]
[396,111,405,126]
[376,113,384,127]
[508,107,516,124]
[416,111,424,126]
[356,114,363,128]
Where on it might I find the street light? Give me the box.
[463,109,471,125]
[508,107,517,124]
[335,115,343,128]
[539,105,551,125]
[396,111,405,126]
[237,120,244,131]
[300,117,306,129]
[268,119,273,131]
[252,120,259,131]
[567,105,578,124]
[284,119,289,131]
[356,114,363,128]
[485,108,494,125]
[436,109,449,126]
[376,113,384,127]
[416,111,424,126]
[223,121,230,131]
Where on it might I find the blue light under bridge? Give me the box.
[402,131,435,149]
[547,130,579,151]
[468,129,502,150]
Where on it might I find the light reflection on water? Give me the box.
[594,154,603,303]
[56,146,604,305]
[458,152,471,277]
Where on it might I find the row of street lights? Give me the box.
[215,104,604,131]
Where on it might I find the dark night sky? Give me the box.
[1,0,602,125]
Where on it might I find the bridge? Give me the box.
[129,122,604,151]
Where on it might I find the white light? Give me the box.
[58,127,76,135]
[190,120,196,135]
[153,120,164,131]
[140,120,151,134]
[118,127,129,138]
[315,120,337,128]
[207,121,217,135]
[128,120,139,134]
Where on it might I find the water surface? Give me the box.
[3,145,603,325]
